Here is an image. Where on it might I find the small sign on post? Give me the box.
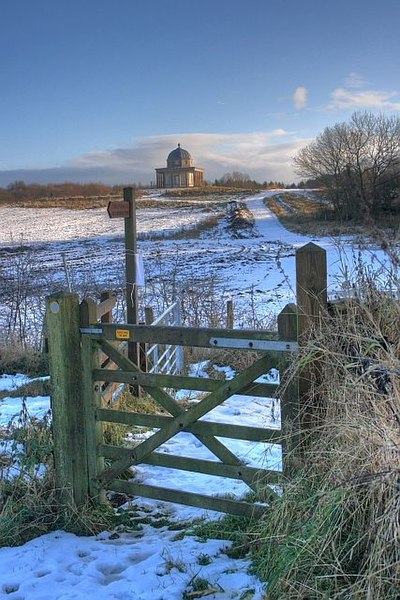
[107,201,130,219]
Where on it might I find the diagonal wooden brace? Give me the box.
[97,340,271,490]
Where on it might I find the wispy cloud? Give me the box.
[0,131,311,186]
[293,86,308,110]
[344,72,369,89]
[328,88,400,111]
[328,74,400,111]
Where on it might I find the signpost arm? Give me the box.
[123,187,139,369]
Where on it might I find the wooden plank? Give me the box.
[96,408,282,442]
[107,200,130,219]
[80,298,106,503]
[92,368,279,397]
[97,293,116,320]
[109,479,266,518]
[98,352,273,484]
[101,445,281,483]
[84,323,280,349]
[99,340,183,414]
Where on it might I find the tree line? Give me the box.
[214,171,287,189]
[0,181,127,203]
[294,111,400,221]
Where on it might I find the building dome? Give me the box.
[167,143,193,168]
[155,143,204,188]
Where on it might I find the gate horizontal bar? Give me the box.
[101,445,281,483]
[96,408,282,442]
[109,479,267,518]
[209,337,298,352]
[93,369,279,397]
[81,323,282,350]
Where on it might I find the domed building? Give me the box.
[155,144,204,188]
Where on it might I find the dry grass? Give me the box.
[0,409,113,547]
[0,472,113,547]
[251,287,400,598]
[0,341,48,378]
[162,186,259,198]
[266,193,368,237]
[266,192,400,237]
[1,191,146,210]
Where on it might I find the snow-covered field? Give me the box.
[1,190,390,315]
[0,190,394,598]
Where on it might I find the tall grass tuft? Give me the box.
[251,277,400,598]
[0,404,114,547]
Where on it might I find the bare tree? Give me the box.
[294,112,400,220]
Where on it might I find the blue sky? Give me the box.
[1,0,399,185]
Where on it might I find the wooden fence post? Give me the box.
[277,302,299,475]
[226,299,234,329]
[145,306,158,373]
[296,242,327,446]
[80,298,106,503]
[46,293,89,506]
[173,301,184,373]
[138,321,148,374]
[124,187,140,373]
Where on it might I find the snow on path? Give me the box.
[0,529,265,599]
[246,192,310,246]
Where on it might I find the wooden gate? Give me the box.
[46,243,327,518]
[46,296,298,518]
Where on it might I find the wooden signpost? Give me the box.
[107,200,130,219]
[107,188,139,375]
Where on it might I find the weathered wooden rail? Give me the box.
[46,242,328,517]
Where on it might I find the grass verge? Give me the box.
[265,191,400,237]
[250,286,400,599]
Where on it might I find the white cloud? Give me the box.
[328,87,400,111]
[0,131,311,186]
[75,131,308,182]
[293,86,308,110]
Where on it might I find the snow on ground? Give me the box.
[0,190,391,316]
[0,363,276,599]
[0,203,217,245]
[0,374,33,392]
[0,529,265,599]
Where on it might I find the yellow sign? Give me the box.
[116,329,130,340]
